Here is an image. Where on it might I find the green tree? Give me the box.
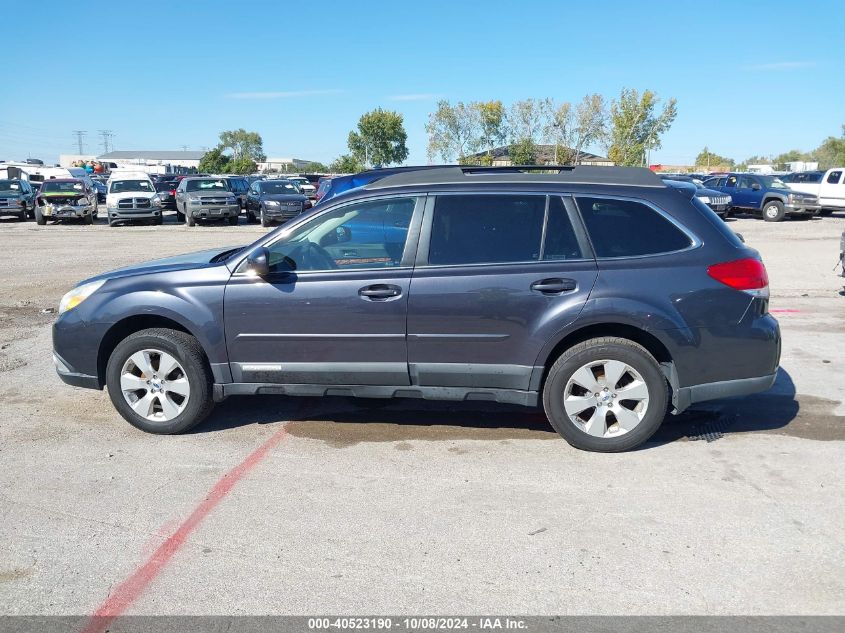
[197,146,231,173]
[695,147,735,170]
[302,161,330,173]
[542,100,575,164]
[219,129,266,162]
[426,100,481,163]
[329,154,365,173]
[607,88,677,166]
[509,138,537,165]
[813,126,845,169]
[476,100,507,160]
[508,98,549,144]
[227,156,257,175]
[347,108,409,167]
[572,94,607,164]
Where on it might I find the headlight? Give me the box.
[59,279,106,314]
[188,195,201,202]
[264,200,280,207]
[151,195,161,206]
[698,196,712,204]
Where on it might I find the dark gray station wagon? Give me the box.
[53,166,780,452]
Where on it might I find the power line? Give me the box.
[98,129,114,153]
[72,130,87,154]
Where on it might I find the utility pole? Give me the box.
[98,130,113,154]
[73,130,87,154]
[180,145,188,151]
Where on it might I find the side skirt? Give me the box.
[213,383,538,407]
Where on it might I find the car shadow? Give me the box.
[189,368,805,448]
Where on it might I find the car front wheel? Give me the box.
[542,337,668,452]
[763,200,786,222]
[106,328,214,434]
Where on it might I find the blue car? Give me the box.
[704,173,819,222]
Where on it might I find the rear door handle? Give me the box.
[359,284,402,300]
[531,278,577,294]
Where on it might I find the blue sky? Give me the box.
[1,0,842,166]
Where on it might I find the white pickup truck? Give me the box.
[781,168,845,215]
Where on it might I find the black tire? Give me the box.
[35,207,46,225]
[762,200,786,222]
[246,209,255,223]
[228,215,238,226]
[18,209,27,221]
[105,328,214,434]
[84,212,94,225]
[819,209,833,216]
[542,337,668,452]
[186,210,196,227]
[154,216,163,225]
[260,208,271,227]
[91,201,98,220]
[176,207,185,223]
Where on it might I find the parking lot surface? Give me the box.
[0,211,843,616]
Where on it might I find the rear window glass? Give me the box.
[576,197,692,257]
[429,195,545,265]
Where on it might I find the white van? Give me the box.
[783,168,845,215]
[105,172,162,226]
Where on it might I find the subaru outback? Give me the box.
[53,166,780,452]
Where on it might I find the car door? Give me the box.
[246,182,260,214]
[406,193,597,391]
[224,195,424,386]
[820,170,845,208]
[738,175,764,209]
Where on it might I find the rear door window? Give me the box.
[542,196,583,260]
[575,197,692,258]
[428,195,545,265]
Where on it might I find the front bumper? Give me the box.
[40,203,93,218]
[785,202,820,215]
[108,206,162,220]
[53,351,100,390]
[187,203,240,219]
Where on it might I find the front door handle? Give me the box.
[359,284,402,300]
[531,278,577,294]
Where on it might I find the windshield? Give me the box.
[759,175,787,189]
[260,181,299,194]
[109,180,153,193]
[0,180,22,193]
[289,177,308,184]
[186,179,227,192]
[41,181,85,193]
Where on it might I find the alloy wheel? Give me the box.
[563,359,650,438]
[120,349,190,422]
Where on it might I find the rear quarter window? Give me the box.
[575,196,692,258]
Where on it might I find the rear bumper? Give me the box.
[674,371,778,412]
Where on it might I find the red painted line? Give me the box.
[771,309,800,313]
[81,426,288,633]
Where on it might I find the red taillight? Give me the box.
[169,189,176,196]
[707,258,768,292]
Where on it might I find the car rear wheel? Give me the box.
[542,337,668,452]
[763,200,786,222]
[106,328,214,434]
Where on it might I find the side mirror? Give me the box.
[246,247,270,276]
[751,183,761,191]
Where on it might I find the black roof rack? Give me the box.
[365,165,664,189]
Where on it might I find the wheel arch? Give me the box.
[96,315,208,388]
[532,322,679,408]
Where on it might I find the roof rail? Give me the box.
[365,165,664,189]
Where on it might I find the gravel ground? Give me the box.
[0,209,843,617]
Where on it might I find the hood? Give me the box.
[695,187,725,197]
[0,193,22,199]
[109,190,156,198]
[83,246,243,284]
[261,193,307,202]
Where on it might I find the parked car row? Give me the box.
[0,174,314,228]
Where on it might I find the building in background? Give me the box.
[257,157,317,173]
[93,150,205,174]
